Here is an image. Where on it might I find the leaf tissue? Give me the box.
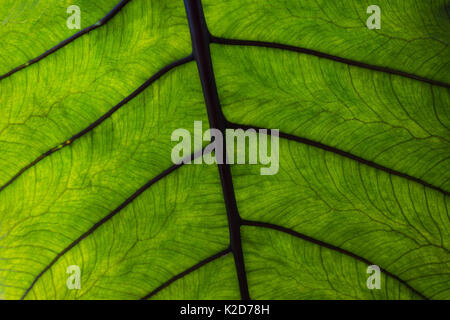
[0,0,449,300]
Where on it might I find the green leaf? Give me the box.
[0,0,449,300]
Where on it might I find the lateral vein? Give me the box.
[0,55,194,194]
[0,0,132,81]
[227,121,450,196]
[242,219,428,300]
[20,149,204,300]
[211,36,450,89]
[141,248,231,299]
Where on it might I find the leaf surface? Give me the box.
[0,0,449,300]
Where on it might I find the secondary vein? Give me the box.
[0,0,132,81]
[211,36,450,89]
[242,219,428,300]
[20,149,204,300]
[141,248,231,299]
[0,55,194,195]
[227,121,450,196]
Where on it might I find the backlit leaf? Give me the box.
[0,0,449,300]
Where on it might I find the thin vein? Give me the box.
[242,219,428,300]
[0,55,194,194]
[227,121,449,196]
[211,36,450,89]
[20,149,204,300]
[141,248,231,299]
[0,0,132,81]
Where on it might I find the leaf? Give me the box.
[0,0,449,300]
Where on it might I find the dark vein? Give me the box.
[184,0,250,300]
[227,121,450,196]
[0,55,194,194]
[141,248,231,299]
[210,36,450,89]
[242,219,428,300]
[20,149,204,300]
[0,0,131,81]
